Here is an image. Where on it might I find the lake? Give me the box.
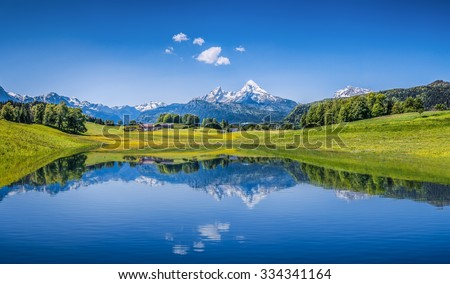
[1,154,450,263]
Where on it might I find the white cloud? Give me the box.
[172,32,189,42]
[216,56,231,66]
[172,245,189,255]
[235,46,246,52]
[164,46,175,54]
[196,47,221,64]
[198,222,230,241]
[165,233,174,241]
[196,47,231,66]
[193,241,205,252]
[193,37,205,46]
[193,241,205,249]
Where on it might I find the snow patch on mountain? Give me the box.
[7,92,33,102]
[334,86,373,98]
[134,102,166,112]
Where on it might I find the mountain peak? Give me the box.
[334,86,373,98]
[240,80,267,94]
[211,86,223,94]
[193,80,297,112]
[245,80,259,88]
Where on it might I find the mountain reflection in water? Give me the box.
[2,154,450,208]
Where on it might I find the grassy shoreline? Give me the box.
[1,111,450,186]
[0,120,99,187]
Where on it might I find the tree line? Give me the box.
[86,116,118,126]
[0,101,87,134]
[300,94,425,127]
[154,112,296,131]
[156,113,200,125]
[380,80,450,110]
[156,113,234,130]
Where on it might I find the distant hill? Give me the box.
[285,80,450,123]
[379,80,450,109]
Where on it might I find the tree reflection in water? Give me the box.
[2,154,450,207]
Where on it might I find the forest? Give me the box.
[299,94,425,127]
[156,113,200,125]
[0,101,87,134]
[286,80,450,126]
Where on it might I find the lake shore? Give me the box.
[1,110,450,187]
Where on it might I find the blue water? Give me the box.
[1,155,450,263]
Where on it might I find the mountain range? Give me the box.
[0,85,164,122]
[3,80,449,124]
[136,80,298,123]
[0,80,297,123]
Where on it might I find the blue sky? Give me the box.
[1,0,450,105]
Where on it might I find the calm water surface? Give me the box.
[1,155,450,263]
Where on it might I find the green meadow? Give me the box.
[0,120,97,187]
[1,110,450,187]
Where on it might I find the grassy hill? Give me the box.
[0,120,97,186]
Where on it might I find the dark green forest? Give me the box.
[156,113,200,125]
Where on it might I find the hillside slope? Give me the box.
[285,80,450,123]
[0,120,97,186]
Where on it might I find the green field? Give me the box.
[1,110,450,187]
[0,120,98,186]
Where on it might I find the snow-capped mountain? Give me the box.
[334,86,373,98]
[7,92,34,103]
[233,79,280,104]
[134,102,166,112]
[138,80,297,123]
[198,86,235,103]
[0,86,164,122]
[136,80,297,123]
[197,80,291,106]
